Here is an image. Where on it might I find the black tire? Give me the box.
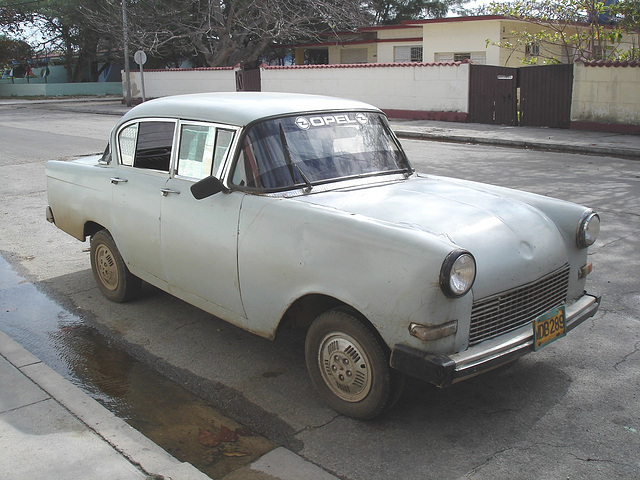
[305,308,402,419]
[90,230,141,303]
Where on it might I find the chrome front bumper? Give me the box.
[390,293,601,388]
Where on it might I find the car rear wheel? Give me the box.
[90,230,141,303]
[305,308,402,419]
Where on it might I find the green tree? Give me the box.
[613,0,640,59]
[32,0,110,82]
[0,35,32,66]
[365,0,470,24]
[485,0,639,63]
[0,0,32,34]
[4,0,114,81]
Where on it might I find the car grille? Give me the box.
[469,264,571,346]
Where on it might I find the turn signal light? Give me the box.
[409,320,458,341]
[578,263,593,279]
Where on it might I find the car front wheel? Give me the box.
[305,308,400,419]
[90,230,141,303]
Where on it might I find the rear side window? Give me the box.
[134,122,175,172]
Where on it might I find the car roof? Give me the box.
[117,92,382,127]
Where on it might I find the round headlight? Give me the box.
[440,250,476,298]
[577,210,600,248]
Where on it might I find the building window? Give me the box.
[394,46,423,63]
[436,52,486,64]
[305,48,328,65]
[454,52,471,62]
[526,43,540,56]
[591,42,607,60]
[341,48,368,64]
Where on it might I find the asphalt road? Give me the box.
[1,103,639,480]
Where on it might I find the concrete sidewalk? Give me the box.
[0,330,209,480]
[0,330,338,480]
[389,118,640,160]
[2,95,638,160]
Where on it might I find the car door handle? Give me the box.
[160,188,180,197]
[110,177,128,185]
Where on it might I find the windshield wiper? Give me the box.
[279,123,313,192]
[294,163,313,192]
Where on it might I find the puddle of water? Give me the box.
[0,255,273,478]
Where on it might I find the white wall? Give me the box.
[261,63,470,115]
[572,62,640,126]
[422,20,500,65]
[127,67,237,98]
[126,64,469,117]
[122,62,639,128]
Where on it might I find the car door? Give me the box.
[110,119,176,285]
[159,122,247,322]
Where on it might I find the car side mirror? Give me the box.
[191,176,229,200]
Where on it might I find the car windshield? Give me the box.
[231,112,411,191]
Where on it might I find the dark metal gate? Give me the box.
[519,64,573,129]
[469,63,574,128]
[468,64,518,126]
[235,67,261,92]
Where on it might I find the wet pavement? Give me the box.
[0,254,273,477]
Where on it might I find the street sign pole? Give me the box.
[134,50,147,103]
[122,0,131,107]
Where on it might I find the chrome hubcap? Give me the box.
[95,244,118,291]
[318,332,372,402]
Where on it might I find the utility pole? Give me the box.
[122,0,132,107]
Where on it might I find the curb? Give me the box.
[1,328,342,480]
[0,330,210,480]
[394,130,640,161]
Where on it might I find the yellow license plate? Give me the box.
[533,305,566,351]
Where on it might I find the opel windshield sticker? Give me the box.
[295,117,311,130]
[355,113,368,125]
[295,113,368,130]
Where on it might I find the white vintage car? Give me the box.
[46,92,600,419]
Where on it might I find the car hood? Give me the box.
[296,175,569,298]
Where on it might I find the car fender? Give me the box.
[237,194,472,353]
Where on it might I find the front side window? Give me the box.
[177,124,216,179]
[231,112,410,191]
[176,124,236,180]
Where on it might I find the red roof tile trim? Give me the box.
[402,15,506,25]
[262,61,469,70]
[578,60,640,67]
[293,37,422,48]
[140,66,235,72]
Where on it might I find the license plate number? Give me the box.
[533,305,566,351]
